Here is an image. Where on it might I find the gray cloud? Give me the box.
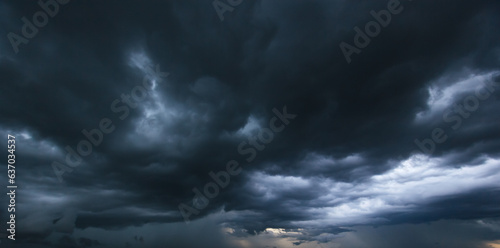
[1,0,500,247]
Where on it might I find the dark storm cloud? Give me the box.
[333,219,500,248]
[1,0,500,247]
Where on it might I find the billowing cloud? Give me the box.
[1,0,499,247]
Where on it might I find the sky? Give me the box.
[1,0,500,247]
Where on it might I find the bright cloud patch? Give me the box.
[416,70,498,122]
[244,153,500,231]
